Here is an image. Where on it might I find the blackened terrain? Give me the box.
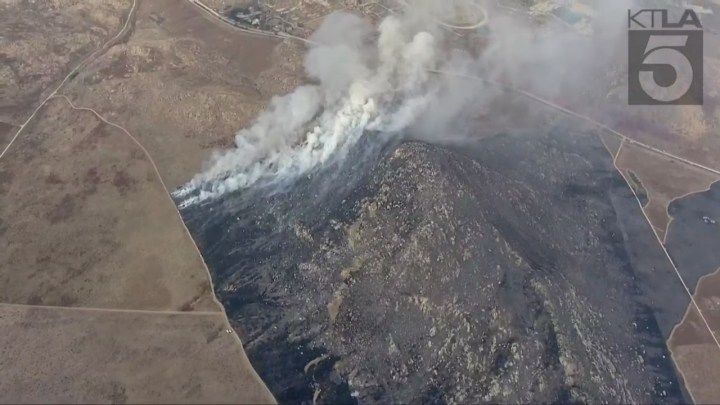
[179,127,690,404]
[666,181,720,292]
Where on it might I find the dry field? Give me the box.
[0,121,17,151]
[2,0,718,402]
[615,142,720,241]
[0,305,272,404]
[0,0,296,402]
[0,97,218,311]
[669,271,720,405]
[0,0,129,125]
[63,0,305,188]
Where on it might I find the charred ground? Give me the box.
[179,125,690,404]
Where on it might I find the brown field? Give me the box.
[671,343,720,404]
[0,305,273,404]
[0,0,303,402]
[669,271,720,405]
[3,0,717,402]
[62,0,305,188]
[0,0,129,125]
[615,142,720,241]
[0,98,217,311]
[0,121,17,151]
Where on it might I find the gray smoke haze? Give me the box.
[174,0,634,207]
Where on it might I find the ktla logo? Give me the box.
[628,9,703,105]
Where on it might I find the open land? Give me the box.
[2,0,720,402]
[0,97,219,311]
[0,0,128,125]
[0,0,282,402]
[615,142,719,241]
[181,1,720,401]
[669,280,720,404]
[0,305,271,404]
[62,0,305,188]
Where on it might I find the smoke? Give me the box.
[174,0,633,208]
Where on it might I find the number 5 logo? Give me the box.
[628,30,703,105]
[639,35,694,102]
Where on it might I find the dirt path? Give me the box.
[0,0,139,161]
[0,1,275,401]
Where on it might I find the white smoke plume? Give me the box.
[174,0,632,207]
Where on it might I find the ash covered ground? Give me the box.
[177,126,690,404]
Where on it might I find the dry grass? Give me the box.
[0,0,289,401]
[0,305,274,404]
[0,98,218,311]
[7,0,716,402]
[62,0,300,188]
[670,342,720,404]
[669,273,720,405]
[0,0,130,125]
[615,142,719,241]
[0,121,16,151]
